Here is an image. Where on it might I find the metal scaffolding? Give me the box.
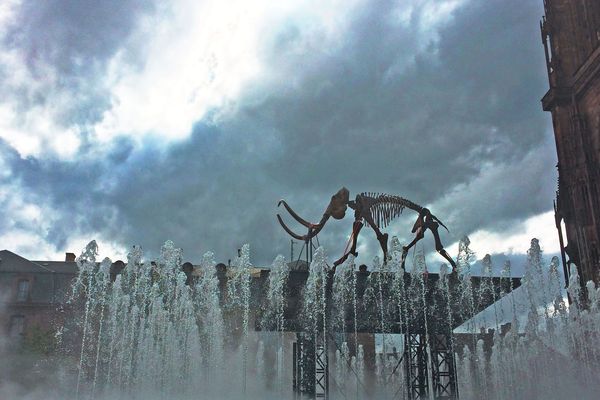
[430,334,458,399]
[293,333,329,400]
[404,333,429,399]
[314,340,328,399]
[292,332,458,400]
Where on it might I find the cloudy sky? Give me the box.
[0,0,560,269]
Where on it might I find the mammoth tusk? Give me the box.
[277,214,307,241]
[307,214,329,237]
[278,200,317,228]
[277,213,330,242]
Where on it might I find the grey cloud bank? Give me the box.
[0,0,557,266]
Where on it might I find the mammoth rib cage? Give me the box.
[359,192,424,228]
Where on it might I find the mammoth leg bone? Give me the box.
[437,248,457,270]
[401,224,456,270]
[401,227,425,269]
[348,220,363,257]
[363,212,389,263]
[430,224,457,270]
[333,220,363,267]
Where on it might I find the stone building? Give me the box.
[0,250,78,342]
[541,0,600,285]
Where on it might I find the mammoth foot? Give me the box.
[333,251,359,267]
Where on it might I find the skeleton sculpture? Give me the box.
[277,187,456,270]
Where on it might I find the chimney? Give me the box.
[65,252,76,262]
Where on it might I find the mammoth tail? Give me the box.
[433,215,450,233]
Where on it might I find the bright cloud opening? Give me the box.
[446,210,560,258]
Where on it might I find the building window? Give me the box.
[9,315,25,337]
[16,279,30,302]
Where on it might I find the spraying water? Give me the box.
[42,237,600,400]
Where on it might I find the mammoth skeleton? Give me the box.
[277,187,456,269]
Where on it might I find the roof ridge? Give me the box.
[0,250,56,273]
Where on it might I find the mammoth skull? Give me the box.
[276,187,349,242]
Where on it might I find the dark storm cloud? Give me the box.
[2,0,156,127]
[3,0,557,265]
[5,0,152,71]
[247,0,550,194]
[217,0,554,259]
[0,138,119,250]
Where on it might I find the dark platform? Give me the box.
[252,269,521,334]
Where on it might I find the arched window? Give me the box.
[16,279,30,302]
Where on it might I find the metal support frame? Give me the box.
[430,334,458,399]
[315,338,329,399]
[293,341,299,396]
[293,334,316,398]
[404,333,429,400]
[294,237,314,267]
[295,331,458,400]
[293,333,329,400]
